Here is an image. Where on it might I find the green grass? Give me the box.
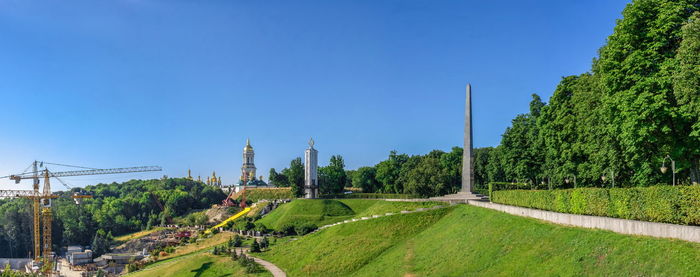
[255,199,442,231]
[254,205,700,276]
[126,252,271,277]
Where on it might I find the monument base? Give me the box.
[429,191,488,204]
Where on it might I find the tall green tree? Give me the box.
[352,167,379,193]
[319,155,347,194]
[375,151,409,193]
[593,0,699,186]
[282,158,305,197]
[674,11,700,184]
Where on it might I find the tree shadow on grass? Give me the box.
[191,262,213,277]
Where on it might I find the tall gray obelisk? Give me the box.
[461,83,474,193]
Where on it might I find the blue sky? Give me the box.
[0,0,629,189]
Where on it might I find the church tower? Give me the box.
[241,138,257,184]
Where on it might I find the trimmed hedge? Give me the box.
[236,188,294,202]
[488,182,530,199]
[492,185,700,225]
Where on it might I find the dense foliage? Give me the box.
[492,186,700,225]
[0,178,226,258]
[481,1,700,188]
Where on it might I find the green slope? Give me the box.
[256,199,441,231]
[255,205,700,276]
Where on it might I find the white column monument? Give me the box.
[304,138,319,199]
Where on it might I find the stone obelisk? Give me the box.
[462,83,474,194]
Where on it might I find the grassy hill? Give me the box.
[255,199,441,231]
[254,204,700,276]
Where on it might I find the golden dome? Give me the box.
[243,138,254,151]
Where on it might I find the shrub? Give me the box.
[492,185,700,226]
[278,224,296,236]
[294,223,317,236]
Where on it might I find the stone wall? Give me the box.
[467,200,700,243]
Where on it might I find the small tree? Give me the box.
[260,237,269,250]
[250,240,261,253]
[233,235,243,247]
[231,250,238,261]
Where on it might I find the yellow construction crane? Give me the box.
[0,161,162,267]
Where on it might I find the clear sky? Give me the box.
[0,0,630,190]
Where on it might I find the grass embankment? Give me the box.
[145,232,234,267]
[114,227,168,242]
[255,205,700,276]
[255,199,441,231]
[127,252,271,277]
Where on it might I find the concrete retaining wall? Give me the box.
[467,200,700,243]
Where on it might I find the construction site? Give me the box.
[0,157,285,277]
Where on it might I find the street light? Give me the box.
[601,169,615,188]
[661,155,676,186]
[565,174,577,188]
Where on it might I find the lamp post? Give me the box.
[661,155,676,186]
[601,169,615,188]
[565,174,577,188]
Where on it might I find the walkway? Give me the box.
[234,247,286,277]
[252,256,286,277]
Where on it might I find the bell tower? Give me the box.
[241,138,257,183]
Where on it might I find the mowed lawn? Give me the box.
[255,204,700,276]
[127,252,271,277]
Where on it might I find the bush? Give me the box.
[278,224,296,236]
[492,185,700,225]
[294,223,317,236]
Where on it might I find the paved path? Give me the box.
[252,257,286,277]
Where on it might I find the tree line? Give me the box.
[484,1,700,188]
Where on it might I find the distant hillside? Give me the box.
[255,204,700,276]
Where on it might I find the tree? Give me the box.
[319,155,347,194]
[91,229,113,257]
[375,151,409,193]
[593,0,698,186]
[250,239,261,253]
[473,147,492,191]
[352,167,379,193]
[282,158,304,197]
[674,11,700,184]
